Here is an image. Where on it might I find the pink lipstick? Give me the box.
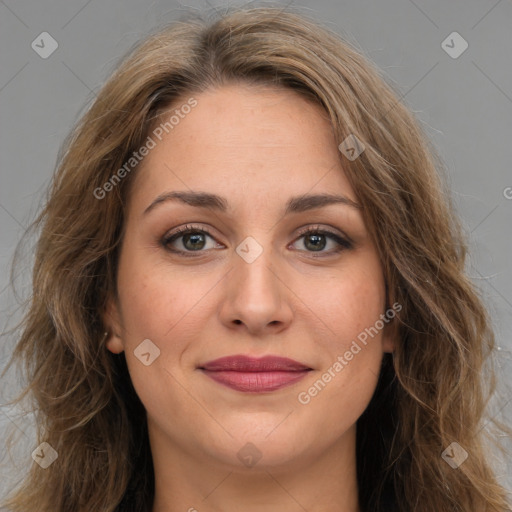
[199,355,312,393]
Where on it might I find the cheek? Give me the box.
[296,259,386,345]
[114,258,183,383]
[115,260,207,426]
[116,247,212,345]
[292,260,386,419]
[115,249,223,400]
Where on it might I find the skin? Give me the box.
[104,83,396,512]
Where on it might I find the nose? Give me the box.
[218,241,294,336]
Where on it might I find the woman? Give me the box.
[2,5,510,512]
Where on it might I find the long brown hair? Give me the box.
[2,5,510,511]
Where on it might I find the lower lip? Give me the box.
[200,370,310,392]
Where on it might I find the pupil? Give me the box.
[306,234,325,251]
[184,232,205,250]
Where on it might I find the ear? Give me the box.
[102,294,124,354]
[381,321,397,353]
[381,302,401,354]
[382,281,400,353]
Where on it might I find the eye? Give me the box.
[290,226,352,255]
[162,224,221,255]
[161,224,352,257]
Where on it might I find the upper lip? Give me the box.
[199,355,312,372]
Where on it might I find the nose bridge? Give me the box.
[219,232,293,332]
[233,234,279,298]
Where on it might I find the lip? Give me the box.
[198,355,312,393]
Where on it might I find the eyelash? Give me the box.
[161,224,352,258]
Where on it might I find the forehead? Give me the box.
[129,84,357,211]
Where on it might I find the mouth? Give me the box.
[198,355,312,393]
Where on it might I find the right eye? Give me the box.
[161,224,223,255]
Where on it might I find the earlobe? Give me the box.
[105,333,124,354]
[381,309,398,355]
[382,334,396,354]
[381,316,399,354]
[382,290,400,353]
[102,295,124,354]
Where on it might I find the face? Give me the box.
[105,83,395,471]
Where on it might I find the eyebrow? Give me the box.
[142,190,362,217]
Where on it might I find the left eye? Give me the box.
[290,229,352,254]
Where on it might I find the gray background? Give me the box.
[1,0,511,504]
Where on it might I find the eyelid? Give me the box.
[161,223,220,249]
[164,223,216,240]
[294,224,352,244]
